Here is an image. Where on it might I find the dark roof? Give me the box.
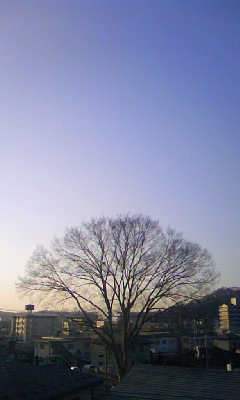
[12,314,59,318]
[140,331,177,339]
[107,364,240,400]
[0,363,104,400]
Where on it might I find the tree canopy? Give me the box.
[17,214,218,379]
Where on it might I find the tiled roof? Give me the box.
[107,364,240,400]
[0,363,104,400]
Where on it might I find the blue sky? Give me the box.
[0,0,239,310]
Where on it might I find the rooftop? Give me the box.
[107,364,240,400]
[0,363,104,400]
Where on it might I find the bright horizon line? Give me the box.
[1,285,240,313]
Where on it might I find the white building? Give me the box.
[147,334,178,354]
[34,337,91,366]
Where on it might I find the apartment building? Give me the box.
[11,305,60,342]
[219,297,240,334]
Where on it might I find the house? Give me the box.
[106,364,240,400]
[34,336,91,367]
[91,337,150,376]
[0,363,104,400]
[213,334,240,353]
[140,332,178,354]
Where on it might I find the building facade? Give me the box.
[219,298,240,334]
[34,336,91,367]
[11,306,60,342]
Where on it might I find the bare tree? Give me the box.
[17,214,218,379]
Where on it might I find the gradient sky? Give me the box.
[0,0,239,310]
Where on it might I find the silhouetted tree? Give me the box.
[17,214,218,379]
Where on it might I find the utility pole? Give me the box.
[205,335,209,370]
[105,344,108,393]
